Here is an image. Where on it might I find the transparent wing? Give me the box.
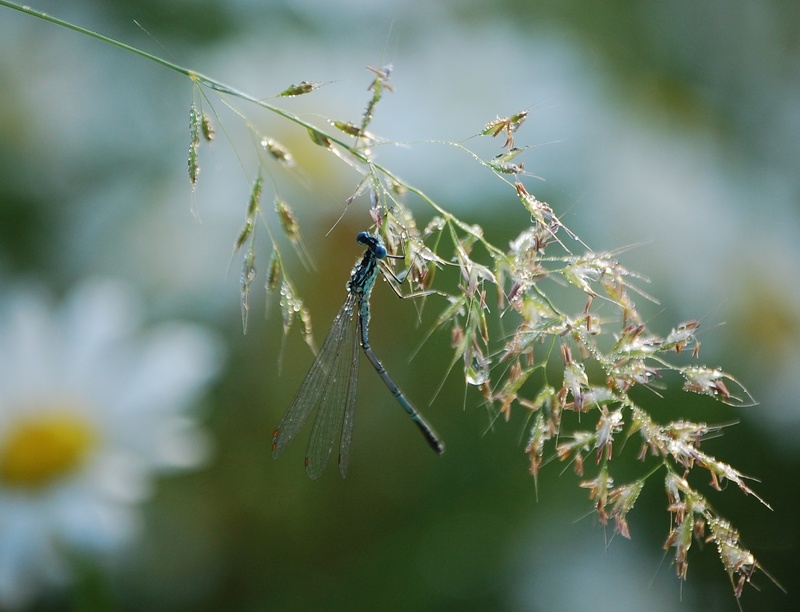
[304,298,360,479]
[337,316,361,478]
[272,295,358,476]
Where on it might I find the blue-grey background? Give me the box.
[1,1,798,610]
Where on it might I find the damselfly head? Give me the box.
[356,232,387,258]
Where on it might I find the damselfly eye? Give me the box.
[374,244,387,258]
[356,231,370,245]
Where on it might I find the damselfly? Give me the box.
[272,231,445,478]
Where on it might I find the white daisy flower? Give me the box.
[0,278,223,608]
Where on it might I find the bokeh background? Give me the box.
[2,1,799,610]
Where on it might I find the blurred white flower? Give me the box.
[0,278,223,608]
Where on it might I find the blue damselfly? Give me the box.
[272,231,445,478]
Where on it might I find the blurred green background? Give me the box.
[2,1,799,610]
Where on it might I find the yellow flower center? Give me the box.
[0,411,97,489]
